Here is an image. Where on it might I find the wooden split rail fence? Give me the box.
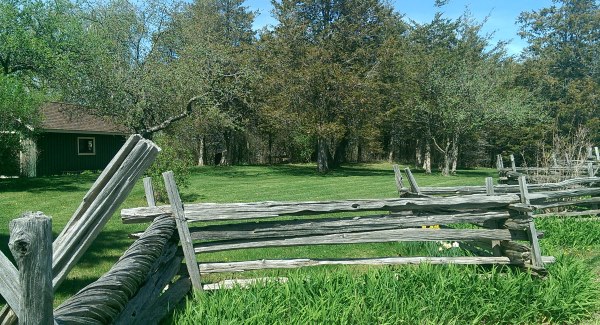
[393,165,600,219]
[121,170,558,293]
[497,148,600,184]
[0,135,190,324]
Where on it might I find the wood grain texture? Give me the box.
[143,177,156,207]
[0,250,19,317]
[392,165,407,195]
[404,167,421,194]
[121,195,522,224]
[418,177,600,195]
[54,215,176,324]
[163,171,203,291]
[128,276,191,325]
[202,277,288,290]
[194,228,519,254]
[188,211,511,241]
[114,241,183,325]
[519,176,544,269]
[52,137,160,289]
[534,209,600,218]
[9,212,53,325]
[198,256,556,274]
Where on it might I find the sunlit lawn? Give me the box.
[1,163,599,324]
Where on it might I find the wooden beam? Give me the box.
[518,176,544,269]
[163,171,202,292]
[188,211,511,241]
[0,251,19,317]
[392,165,407,195]
[121,194,521,224]
[9,212,53,325]
[54,215,178,324]
[404,167,421,195]
[143,177,156,207]
[52,136,160,289]
[510,154,516,172]
[198,256,557,274]
[194,228,521,254]
[534,209,600,218]
[485,177,494,196]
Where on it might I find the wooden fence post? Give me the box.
[518,176,544,269]
[510,154,516,172]
[588,162,594,177]
[595,147,599,161]
[404,168,421,195]
[9,212,53,325]
[392,165,405,196]
[163,171,203,291]
[485,177,494,196]
[484,177,502,256]
[143,177,157,207]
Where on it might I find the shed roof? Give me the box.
[41,102,129,135]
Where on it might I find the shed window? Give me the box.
[78,137,96,155]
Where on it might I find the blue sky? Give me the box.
[245,0,556,56]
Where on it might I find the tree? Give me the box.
[402,12,540,175]
[0,75,43,174]
[60,0,202,138]
[0,0,85,173]
[518,0,600,143]
[0,0,84,83]
[259,0,400,172]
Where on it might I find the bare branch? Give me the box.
[140,95,204,138]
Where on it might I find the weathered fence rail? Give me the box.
[120,170,556,293]
[54,215,185,325]
[393,166,600,220]
[0,135,168,324]
[497,149,600,184]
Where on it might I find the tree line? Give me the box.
[1,0,599,174]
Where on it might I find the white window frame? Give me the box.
[77,137,96,156]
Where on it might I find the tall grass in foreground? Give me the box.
[173,258,599,324]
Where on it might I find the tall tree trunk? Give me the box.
[268,133,273,165]
[415,139,422,167]
[423,140,431,174]
[317,137,329,173]
[197,137,205,166]
[441,138,451,176]
[388,137,394,163]
[450,135,459,175]
[333,138,348,168]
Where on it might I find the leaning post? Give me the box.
[517,177,544,269]
[9,212,54,325]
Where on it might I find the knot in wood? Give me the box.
[9,231,32,257]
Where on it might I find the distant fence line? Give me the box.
[496,146,600,184]
[393,166,600,220]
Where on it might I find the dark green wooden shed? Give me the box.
[21,103,129,177]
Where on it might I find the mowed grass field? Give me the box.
[1,163,599,323]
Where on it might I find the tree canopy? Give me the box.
[1,0,595,175]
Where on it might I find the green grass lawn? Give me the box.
[1,163,599,323]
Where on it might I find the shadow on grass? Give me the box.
[0,174,99,194]
[190,164,396,179]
